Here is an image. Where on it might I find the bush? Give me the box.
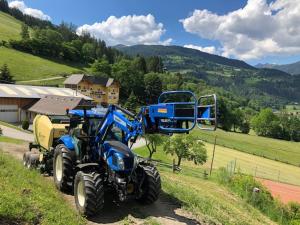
[22,120,29,130]
[216,169,300,224]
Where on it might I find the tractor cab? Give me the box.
[64,109,106,162]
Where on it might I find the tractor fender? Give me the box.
[75,163,99,173]
[58,135,75,151]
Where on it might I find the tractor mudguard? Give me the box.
[58,135,75,151]
[76,163,99,172]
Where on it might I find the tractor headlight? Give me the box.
[116,156,125,170]
[112,154,125,170]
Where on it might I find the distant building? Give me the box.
[0,83,91,123]
[63,74,119,105]
[28,95,95,117]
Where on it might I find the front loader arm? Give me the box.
[95,105,143,144]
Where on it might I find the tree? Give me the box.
[20,23,30,40]
[0,0,9,13]
[147,56,163,73]
[240,121,250,134]
[175,73,184,90]
[82,43,96,62]
[112,59,145,102]
[91,58,111,76]
[144,73,162,104]
[133,56,147,74]
[217,98,234,131]
[124,91,138,112]
[0,64,14,83]
[144,134,165,158]
[232,108,244,132]
[163,134,207,167]
[251,108,280,138]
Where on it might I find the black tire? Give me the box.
[74,171,104,217]
[53,144,74,192]
[136,164,161,204]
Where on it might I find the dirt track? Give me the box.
[258,178,300,204]
[0,142,202,225]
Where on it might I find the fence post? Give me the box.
[233,158,237,174]
[210,135,217,176]
[254,166,257,177]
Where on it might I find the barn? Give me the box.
[0,83,92,123]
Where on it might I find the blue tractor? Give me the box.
[51,91,217,216]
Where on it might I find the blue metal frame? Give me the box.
[150,91,198,133]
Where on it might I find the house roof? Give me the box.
[0,83,92,100]
[28,95,95,115]
[63,74,84,85]
[63,74,116,87]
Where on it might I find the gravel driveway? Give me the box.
[0,125,34,142]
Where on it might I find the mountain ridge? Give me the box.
[115,44,255,70]
[256,61,300,75]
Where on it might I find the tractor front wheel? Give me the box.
[136,164,161,204]
[53,144,74,192]
[74,171,104,217]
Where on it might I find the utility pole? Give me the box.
[210,135,217,176]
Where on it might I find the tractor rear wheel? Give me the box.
[74,171,104,217]
[53,144,74,192]
[136,164,161,204]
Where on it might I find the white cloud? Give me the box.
[180,0,300,60]
[9,1,51,21]
[184,44,218,54]
[76,14,172,46]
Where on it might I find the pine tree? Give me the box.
[0,64,14,83]
[20,23,30,40]
[124,91,138,112]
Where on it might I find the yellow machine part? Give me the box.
[33,115,68,151]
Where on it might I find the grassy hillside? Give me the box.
[161,171,275,225]
[0,12,25,41]
[133,147,277,224]
[192,129,300,166]
[0,47,82,81]
[0,12,83,81]
[135,138,300,186]
[0,150,85,225]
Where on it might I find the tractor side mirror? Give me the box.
[154,91,197,133]
[197,94,217,131]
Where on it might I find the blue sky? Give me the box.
[8,0,300,65]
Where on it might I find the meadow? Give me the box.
[134,138,300,186]
[0,12,25,41]
[0,151,85,225]
[0,12,84,81]
[192,129,300,166]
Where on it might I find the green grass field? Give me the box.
[0,12,84,81]
[160,171,275,225]
[0,12,26,41]
[0,47,83,81]
[192,129,300,166]
[0,150,85,225]
[285,104,300,114]
[0,136,25,144]
[135,138,300,186]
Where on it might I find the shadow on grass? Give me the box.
[0,216,27,225]
[89,190,200,225]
